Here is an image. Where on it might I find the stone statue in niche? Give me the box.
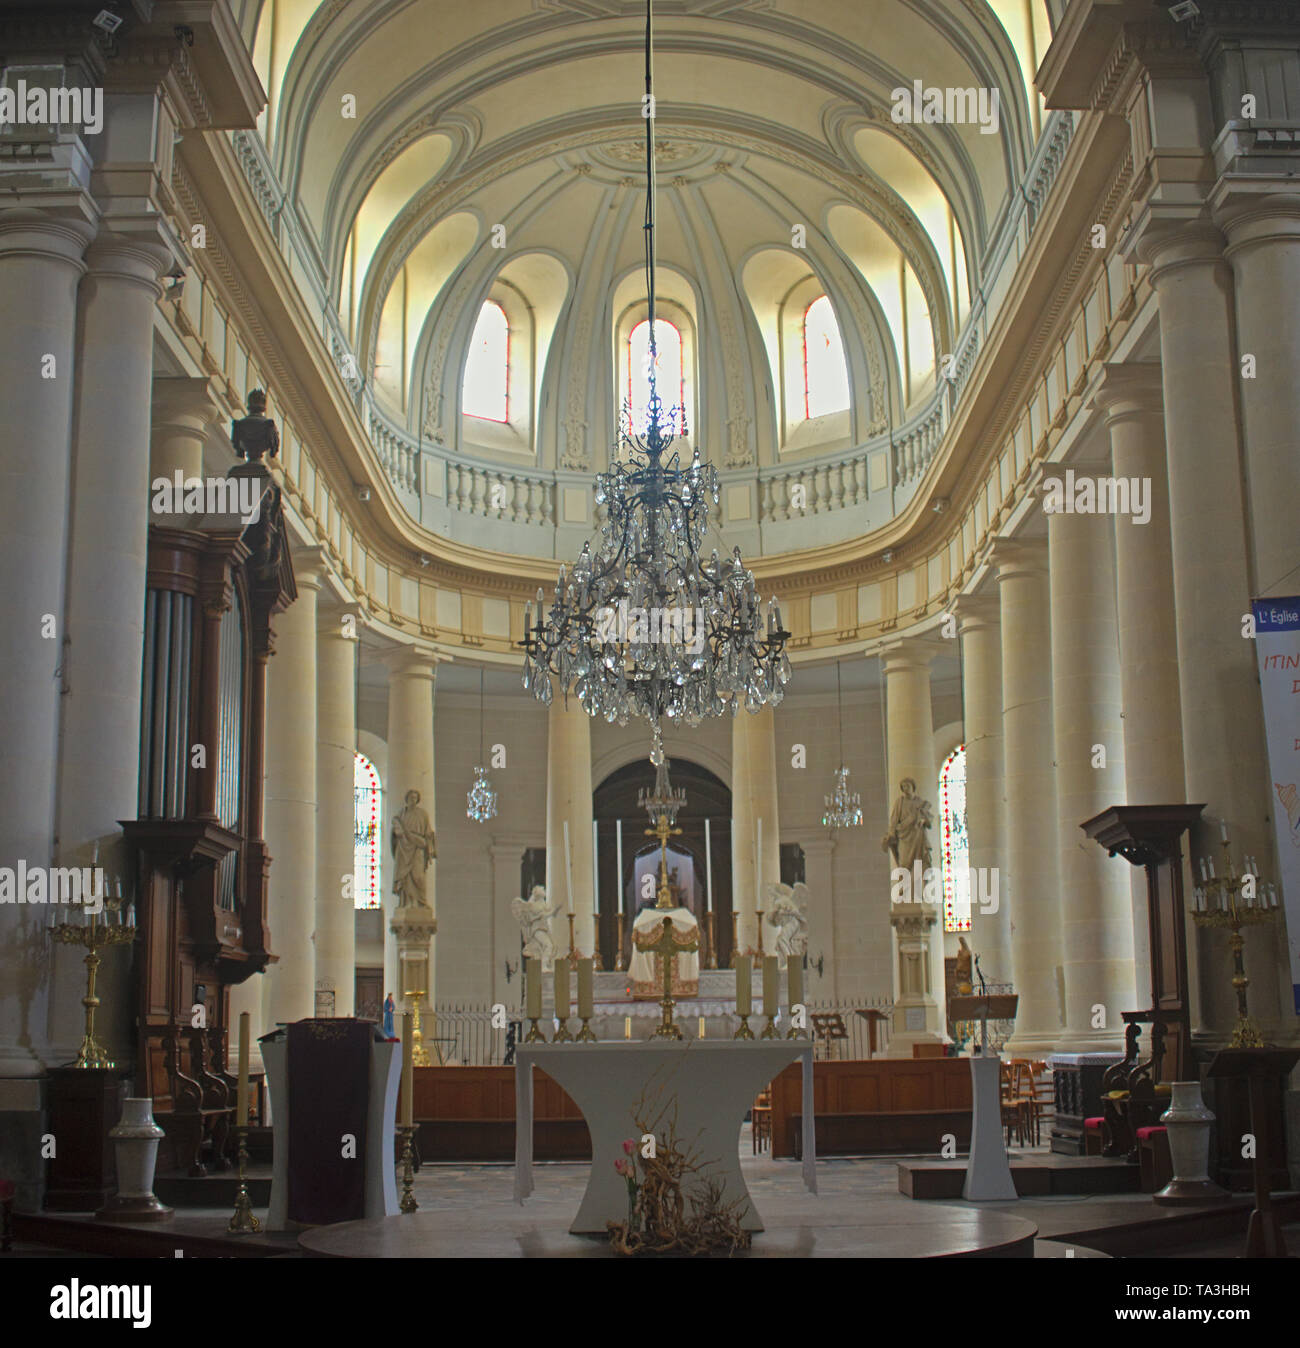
[882,776,933,870]
[230,388,280,463]
[391,789,436,908]
[767,881,809,958]
[512,885,560,972]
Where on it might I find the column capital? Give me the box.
[83,227,173,296]
[150,375,225,435]
[879,635,944,672]
[1212,188,1300,258]
[949,592,1000,635]
[1089,362,1165,420]
[988,535,1048,581]
[384,643,441,681]
[0,204,97,269]
[1131,216,1227,280]
[289,545,329,591]
[317,601,365,640]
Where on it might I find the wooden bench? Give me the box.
[153,1029,234,1177]
[792,1109,972,1157]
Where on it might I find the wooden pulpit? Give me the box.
[1081,804,1202,1082]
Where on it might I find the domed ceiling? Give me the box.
[234,0,1054,515]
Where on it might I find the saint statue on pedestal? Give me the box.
[882,777,933,870]
[391,789,436,908]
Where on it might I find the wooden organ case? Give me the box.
[123,472,295,1172]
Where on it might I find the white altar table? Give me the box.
[514,1040,815,1233]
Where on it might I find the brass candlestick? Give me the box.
[409,992,431,1067]
[524,1017,547,1042]
[553,1016,574,1042]
[706,910,717,969]
[227,1125,260,1233]
[1192,833,1280,1049]
[733,1013,754,1041]
[615,913,627,972]
[398,1124,418,1213]
[756,909,765,958]
[51,898,136,1069]
[567,911,576,956]
[760,1014,779,1040]
[576,1016,597,1042]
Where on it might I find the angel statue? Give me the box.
[511,885,560,972]
[767,881,810,958]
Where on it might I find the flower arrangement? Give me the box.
[607,1093,751,1257]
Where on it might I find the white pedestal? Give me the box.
[262,1033,401,1231]
[962,1054,1017,1201]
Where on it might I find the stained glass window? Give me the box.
[463,299,509,422]
[802,294,850,419]
[940,745,970,933]
[354,751,382,910]
[627,317,683,438]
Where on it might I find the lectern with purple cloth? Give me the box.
[260,1020,401,1230]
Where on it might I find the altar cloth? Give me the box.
[514,1040,815,1233]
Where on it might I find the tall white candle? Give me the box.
[1220,819,1229,842]
[735,952,751,1016]
[563,820,574,914]
[525,956,542,1019]
[555,957,570,1020]
[592,819,599,918]
[762,956,779,1018]
[236,1012,250,1127]
[616,820,624,913]
[577,958,594,1019]
[401,1012,414,1127]
[704,819,714,912]
[755,817,763,950]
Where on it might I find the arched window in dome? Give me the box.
[354,752,383,910]
[627,317,684,439]
[462,299,509,422]
[939,745,970,933]
[802,294,850,420]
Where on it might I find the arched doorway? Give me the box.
[593,758,733,970]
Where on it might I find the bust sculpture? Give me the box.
[882,776,933,870]
[230,388,280,463]
[390,789,436,908]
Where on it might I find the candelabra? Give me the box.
[1191,830,1282,1049]
[50,896,136,1069]
[227,1126,260,1233]
[398,1125,418,1213]
[732,1012,754,1040]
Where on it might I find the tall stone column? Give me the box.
[993,539,1062,1054]
[881,639,944,1054]
[262,551,322,1028]
[50,229,171,1061]
[1092,364,1186,1006]
[546,698,595,960]
[1045,465,1134,1049]
[731,708,780,956]
[315,604,359,1017]
[952,595,1008,984]
[149,376,222,483]
[1219,194,1300,599]
[1139,224,1279,1036]
[385,647,437,1030]
[0,206,94,1086]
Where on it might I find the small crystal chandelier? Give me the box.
[822,663,863,829]
[520,0,790,736]
[639,740,688,827]
[466,668,498,822]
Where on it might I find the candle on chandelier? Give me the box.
[1198,857,1207,883]
[1220,819,1229,843]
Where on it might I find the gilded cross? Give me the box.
[638,914,698,1040]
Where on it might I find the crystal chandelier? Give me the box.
[520,0,790,733]
[822,662,863,829]
[639,754,687,827]
[466,668,498,822]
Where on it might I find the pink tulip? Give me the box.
[622,1139,635,1155]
